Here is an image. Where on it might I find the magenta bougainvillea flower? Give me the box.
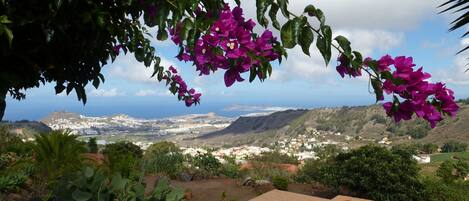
[170,4,281,87]
[336,54,362,78]
[341,55,459,128]
[159,66,201,107]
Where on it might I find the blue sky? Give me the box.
[5,0,469,120]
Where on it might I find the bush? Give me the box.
[421,143,438,154]
[144,141,184,178]
[272,175,288,190]
[437,160,469,183]
[422,177,469,201]
[0,171,28,192]
[102,141,143,177]
[315,145,425,201]
[220,157,241,178]
[191,152,221,175]
[295,159,329,183]
[442,141,467,153]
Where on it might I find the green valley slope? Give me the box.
[192,103,469,147]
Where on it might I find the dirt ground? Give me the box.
[144,175,333,201]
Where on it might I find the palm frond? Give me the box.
[439,0,469,54]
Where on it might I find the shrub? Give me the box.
[144,141,184,178]
[191,152,221,175]
[220,157,241,179]
[272,175,288,190]
[102,141,143,177]
[421,143,438,154]
[0,171,28,192]
[437,160,469,183]
[295,159,329,183]
[31,130,86,180]
[422,177,469,201]
[316,145,425,201]
[442,141,467,153]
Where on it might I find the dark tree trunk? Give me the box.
[0,87,7,121]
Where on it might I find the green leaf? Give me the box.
[299,26,314,56]
[4,26,13,47]
[0,15,12,24]
[304,4,317,16]
[249,68,257,82]
[256,0,269,27]
[267,63,273,77]
[269,4,281,30]
[321,25,332,43]
[98,73,105,83]
[92,77,100,89]
[165,188,185,201]
[352,51,363,69]
[72,190,92,201]
[371,78,383,102]
[179,18,192,42]
[54,84,65,94]
[153,178,171,199]
[334,35,351,54]
[315,9,325,26]
[277,0,290,18]
[281,18,301,49]
[316,37,331,65]
[157,29,168,41]
[111,174,127,191]
[235,0,241,6]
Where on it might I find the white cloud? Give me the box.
[135,89,171,97]
[109,54,177,84]
[435,39,469,85]
[90,88,124,97]
[271,29,404,82]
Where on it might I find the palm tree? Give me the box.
[31,130,86,179]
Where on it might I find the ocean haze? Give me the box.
[4,96,375,121]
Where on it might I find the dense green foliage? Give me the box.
[422,177,469,201]
[421,143,439,154]
[314,145,426,201]
[190,152,222,175]
[32,130,86,180]
[442,141,468,152]
[144,141,184,178]
[102,141,143,177]
[437,160,469,183]
[272,175,288,190]
[52,166,184,201]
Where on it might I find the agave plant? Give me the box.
[439,0,469,53]
[31,130,86,180]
